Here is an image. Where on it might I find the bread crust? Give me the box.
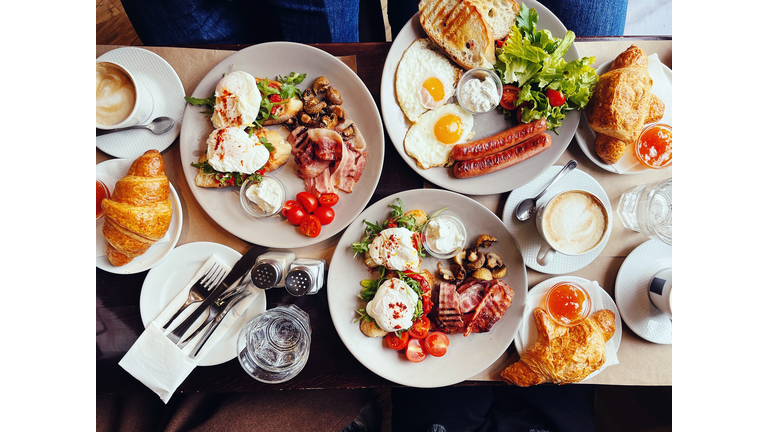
[419,0,495,70]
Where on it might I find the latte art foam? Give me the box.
[96,62,136,126]
[542,191,607,254]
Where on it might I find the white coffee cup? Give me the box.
[648,268,672,318]
[96,61,154,129]
[535,189,609,266]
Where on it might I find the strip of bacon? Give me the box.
[437,282,465,334]
[464,280,515,336]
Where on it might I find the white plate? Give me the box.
[574,55,673,174]
[96,47,185,159]
[615,239,672,344]
[514,276,622,381]
[327,189,528,387]
[179,42,384,248]
[139,242,268,366]
[96,158,183,274]
[380,3,581,195]
[500,165,612,274]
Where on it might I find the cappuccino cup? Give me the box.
[96,61,153,129]
[648,268,672,318]
[535,190,609,266]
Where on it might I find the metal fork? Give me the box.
[176,280,251,349]
[162,263,225,330]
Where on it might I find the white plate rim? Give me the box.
[380,2,582,195]
[139,241,268,366]
[327,188,528,387]
[96,158,183,274]
[178,41,384,248]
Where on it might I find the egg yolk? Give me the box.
[433,114,464,144]
[421,77,445,105]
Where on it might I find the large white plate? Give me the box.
[139,242,267,366]
[96,47,185,159]
[574,55,673,174]
[328,189,528,387]
[179,42,384,248]
[380,3,581,195]
[96,158,183,274]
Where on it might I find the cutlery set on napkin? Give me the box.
[120,246,266,403]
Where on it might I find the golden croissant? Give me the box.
[101,149,172,266]
[501,308,615,386]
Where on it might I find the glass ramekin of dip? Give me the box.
[634,123,672,169]
[544,281,592,327]
[421,214,467,259]
[240,175,286,218]
[456,68,503,115]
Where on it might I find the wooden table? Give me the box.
[97,38,672,396]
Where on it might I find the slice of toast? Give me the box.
[471,0,520,41]
[419,0,495,70]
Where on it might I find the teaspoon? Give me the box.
[97,116,175,136]
[515,159,578,222]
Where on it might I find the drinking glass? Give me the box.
[617,178,672,245]
[236,305,311,383]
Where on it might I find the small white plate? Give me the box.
[574,54,673,174]
[139,242,268,366]
[515,276,622,381]
[96,158,183,274]
[500,165,612,274]
[96,47,185,159]
[615,239,672,344]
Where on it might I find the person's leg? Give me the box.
[386,0,420,40]
[391,386,493,432]
[538,0,628,36]
[264,0,360,43]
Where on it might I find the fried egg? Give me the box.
[404,103,474,169]
[395,38,461,122]
[368,227,421,272]
[206,127,269,174]
[211,71,262,129]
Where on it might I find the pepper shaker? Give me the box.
[284,258,326,296]
[250,251,297,289]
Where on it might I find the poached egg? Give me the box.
[365,278,419,332]
[368,227,421,272]
[206,127,269,174]
[211,71,262,129]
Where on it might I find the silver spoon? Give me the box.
[96,116,175,136]
[515,159,578,222]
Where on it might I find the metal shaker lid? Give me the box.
[285,266,315,297]
[251,260,281,289]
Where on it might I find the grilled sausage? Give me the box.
[453,133,552,178]
[451,118,548,161]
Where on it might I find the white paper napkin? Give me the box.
[96,161,172,257]
[119,255,260,403]
[516,277,621,381]
[614,53,673,174]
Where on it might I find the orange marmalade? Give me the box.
[545,282,592,326]
[635,124,672,169]
[97,179,110,220]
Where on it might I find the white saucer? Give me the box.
[96,158,183,274]
[501,166,612,274]
[514,276,622,381]
[96,47,185,159]
[615,239,672,344]
[139,242,267,366]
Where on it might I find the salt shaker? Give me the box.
[250,251,297,289]
[284,258,326,296]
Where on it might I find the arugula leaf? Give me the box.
[277,72,307,99]
[259,136,275,152]
[184,92,216,117]
[190,159,264,187]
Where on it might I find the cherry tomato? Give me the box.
[408,316,431,339]
[424,332,449,357]
[385,332,409,350]
[499,85,522,110]
[281,200,300,218]
[299,214,322,238]
[405,338,428,363]
[314,205,335,225]
[545,89,566,107]
[296,192,318,213]
[318,193,339,207]
[405,272,430,294]
[285,205,307,226]
[421,295,433,316]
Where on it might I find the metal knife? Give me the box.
[167,244,267,344]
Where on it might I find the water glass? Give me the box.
[236,305,311,384]
[617,178,672,245]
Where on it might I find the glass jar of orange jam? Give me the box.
[635,123,672,169]
[97,179,110,220]
[544,281,592,326]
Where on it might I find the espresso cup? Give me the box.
[648,268,672,318]
[535,190,609,266]
[96,61,154,129]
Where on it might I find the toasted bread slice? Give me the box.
[254,77,303,126]
[472,0,520,41]
[419,0,495,70]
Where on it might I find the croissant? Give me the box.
[501,308,615,387]
[101,149,172,266]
